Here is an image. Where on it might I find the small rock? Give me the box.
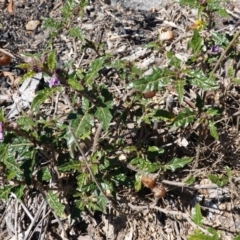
[26,20,40,31]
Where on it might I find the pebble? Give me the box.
[26,20,40,31]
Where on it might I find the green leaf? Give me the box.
[84,57,105,87]
[129,157,162,173]
[42,18,62,30]
[205,108,222,117]
[233,234,240,240]
[211,32,229,46]
[0,108,4,122]
[31,87,62,112]
[68,77,84,91]
[187,228,219,240]
[147,146,164,154]
[207,174,228,187]
[192,203,203,226]
[174,80,185,104]
[17,116,35,131]
[128,67,173,92]
[46,191,66,218]
[187,70,218,90]
[95,89,113,131]
[166,51,181,68]
[68,27,84,41]
[48,50,56,71]
[38,167,51,181]
[172,108,195,128]
[97,194,107,213]
[135,173,142,191]
[65,112,93,157]
[188,29,203,54]
[58,160,81,172]
[185,176,195,185]
[164,157,192,172]
[153,109,175,121]
[95,106,112,131]
[13,185,25,199]
[0,186,13,200]
[179,0,198,8]
[208,121,219,140]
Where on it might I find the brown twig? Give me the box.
[91,123,102,153]
[128,203,211,236]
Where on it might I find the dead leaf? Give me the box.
[7,0,13,15]
[2,71,15,85]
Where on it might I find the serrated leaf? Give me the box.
[58,160,81,172]
[174,80,185,104]
[46,191,66,218]
[211,32,229,46]
[192,203,203,226]
[172,108,195,128]
[208,121,219,140]
[164,157,192,172]
[65,112,93,158]
[129,157,162,173]
[97,194,107,213]
[31,87,62,112]
[84,57,105,87]
[188,29,203,54]
[187,70,218,90]
[128,67,173,92]
[48,50,56,71]
[17,116,35,131]
[71,113,93,138]
[0,186,13,200]
[68,27,84,41]
[95,107,112,131]
[207,174,228,187]
[206,108,222,117]
[166,51,181,68]
[68,77,84,91]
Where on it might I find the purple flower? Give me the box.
[210,45,219,54]
[49,75,60,88]
[0,122,3,141]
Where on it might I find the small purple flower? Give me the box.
[210,45,219,54]
[49,75,60,88]
[0,122,3,141]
